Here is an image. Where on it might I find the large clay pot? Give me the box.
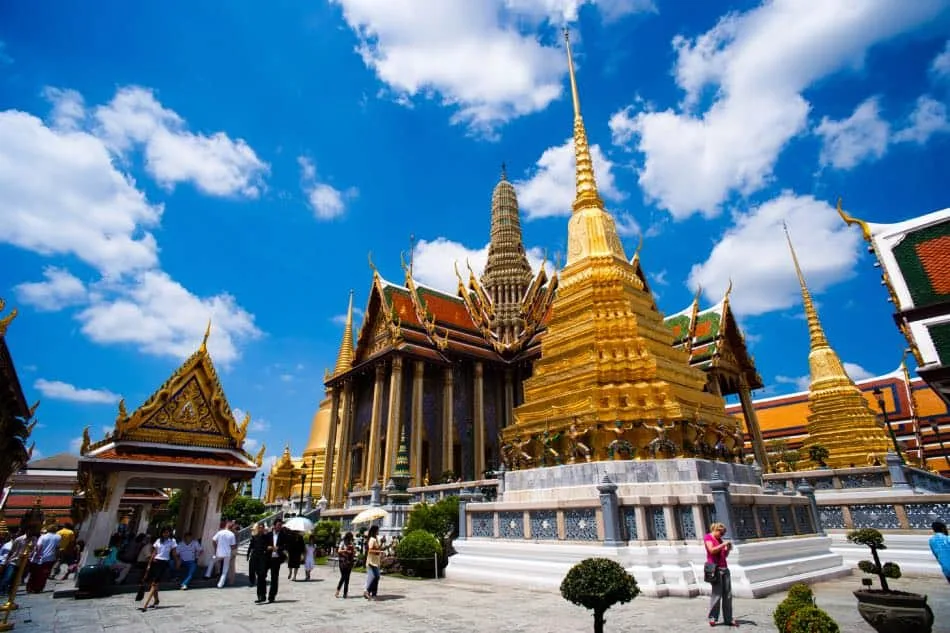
[853,590,934,633]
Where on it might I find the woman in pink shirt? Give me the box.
[704,522,737,627]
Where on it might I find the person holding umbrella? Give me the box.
[363,525,382,601]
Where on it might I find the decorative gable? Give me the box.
[894,220,950,307]
[113,345,248,450]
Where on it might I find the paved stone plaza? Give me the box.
[5,558,949,633]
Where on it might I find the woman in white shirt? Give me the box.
[141,527,177,612]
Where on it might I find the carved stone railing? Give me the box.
[345,478,500,508]
[904,466,950,493]
[763,465,891,492]
[814,493,950,530]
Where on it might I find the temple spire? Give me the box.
[783,223,830,350]
[334,291,356,375]
[564,29,603,213]
[199,319,212,353]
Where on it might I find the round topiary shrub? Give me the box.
[560,558,640,633]
[787,606,840,633]
[786,583,814,604]
[395,529,442,578]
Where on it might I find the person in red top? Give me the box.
[704,522,737,627]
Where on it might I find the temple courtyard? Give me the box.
[6,559,949,633]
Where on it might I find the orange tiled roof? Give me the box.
[91,447,255,470]
[418,288,478,331]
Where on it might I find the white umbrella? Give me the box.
[283,516,315,533]
[351,506,388,525]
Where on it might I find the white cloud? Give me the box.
[0,109,162,276]
[298,157,356,220]
[1,87,262,365]
[91,86,268,198]
[775,374,810,393]
[244,438,260,451]
[502,0,655,24]
[515,138,625,220]
[844,362,874,382]
[331,306,364,325]
[688,193,862,316]
[410,238,548,294]
[330,0,570,135]
[611,0,947,219]
[34,378,120,404]
[15,267,88,312]
[649,269,669,286]
[815,97,890,169]
[892,95,950,144]
[931,40,950,80]
[68,437,83,454]
[775,361,875,394]
[77,270,261,366]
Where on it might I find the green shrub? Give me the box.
[311,520,341,554]
[405,496,459,570]
[395,530,442,578]
[560,558,639,633]
[773,584,816,631]
[787,606,839,633]
[786,583,814,604]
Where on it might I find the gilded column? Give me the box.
[333,381,353,506]
[739,377,769,472]
[410,360,425,483]
[503,369,514,429]
[366,362,387,486]
[322,386,342,500]
[474,361,485,479]
[442,367,455,474]
[383,356,404,481]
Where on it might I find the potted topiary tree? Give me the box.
[560,558,639,633]
[847,528,934,633]
[808,444,830,469]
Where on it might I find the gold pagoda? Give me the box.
[784,225,892,468]
[502,32,744,467]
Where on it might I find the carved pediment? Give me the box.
[113,345,246,450]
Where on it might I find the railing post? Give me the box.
[797,479,824,536]
[457,498,468,540]
[886,451,911,490]
[597,472,623,546]
[709,470,737,542]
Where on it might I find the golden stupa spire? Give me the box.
[783,223,830,350]
[783,222,890,468]
[564,29,603,213]
[561,29,625,266]
[333,290,356,375]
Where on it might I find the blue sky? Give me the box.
[2,1,949,465]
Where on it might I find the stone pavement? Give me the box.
[4,558,949,633]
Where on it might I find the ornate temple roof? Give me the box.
[0,298,30,420]
[81,326,262,473]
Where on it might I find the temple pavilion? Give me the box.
[76,327,263,566]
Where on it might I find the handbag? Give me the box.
[703,562,720,584]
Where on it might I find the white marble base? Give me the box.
[448,536,850,598]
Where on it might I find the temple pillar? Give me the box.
[333,381,353,506]
[442,367,455,475]
[198,479,226,567]
[134,503,151,535]
[322,386,342,500]
[503,369,514,429]
[474,361,486,479]
[366,362,387,485]
[410,360,425,483]
[177,485,194,537]
[738,377,768,472]
[79,471,130,568]
[383,356,404,481]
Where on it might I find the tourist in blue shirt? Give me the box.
[929,521,950,583]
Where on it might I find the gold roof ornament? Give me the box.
[835,197,873,242]
[254,443,266,468]
[0,297,17,337]
[783,223,891,468]
[80,426,91,456]
[199,319,212,354]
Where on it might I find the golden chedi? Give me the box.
[784,225,891,469]
[502,32,743,468]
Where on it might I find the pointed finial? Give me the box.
[500,162,507,181]
[692,285,703,308]
[0,302,18,337]
[200,319,212,353]
[334,291,356,375]
[368,251,377,275]
[408,234,415,275]
[724,278,733,302]
[563,27,604,214]
[28,400,40,419]
[836,197,872,242]
[783,222,829,349]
